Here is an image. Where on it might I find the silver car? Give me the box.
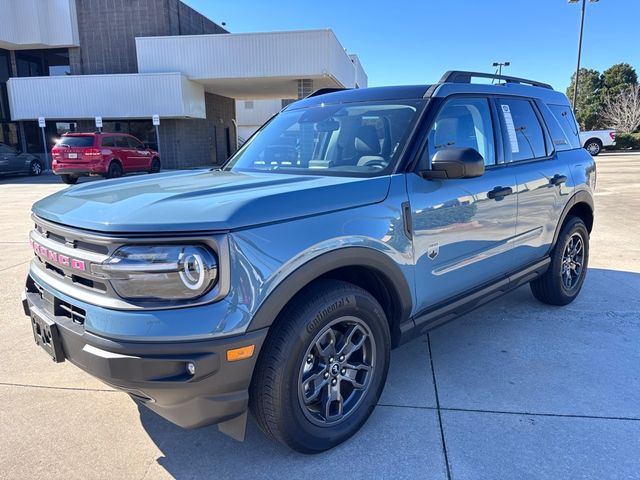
[0,143,43,176]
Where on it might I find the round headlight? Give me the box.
[94,244,218,302]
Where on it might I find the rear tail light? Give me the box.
[609,132,616,141]
[83,148,101,157]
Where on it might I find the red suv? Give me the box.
[51,133,161,184]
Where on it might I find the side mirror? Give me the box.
[421,147,485,179]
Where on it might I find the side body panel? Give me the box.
[406,169,517,312]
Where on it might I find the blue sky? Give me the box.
[183,0,638,93]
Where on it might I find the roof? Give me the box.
[286,71,570,109]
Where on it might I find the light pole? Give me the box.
[492,61,510,78]
[569,0,599,111]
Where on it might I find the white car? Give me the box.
[579,129,616,156]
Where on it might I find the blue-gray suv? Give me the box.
[22,71,595,453]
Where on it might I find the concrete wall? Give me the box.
[70,0,227,75]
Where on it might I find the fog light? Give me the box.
[186,362,196,375]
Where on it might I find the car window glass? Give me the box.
[115,136,129,148]
[56,136,94,147]
[128,137,144,149]
[101,136,115,147]
[225,100,423,176]
[537,102,571,152]
[0,143,17,154]
[422,97,496,167]
[497,98,547,162]
[549,104,581,149]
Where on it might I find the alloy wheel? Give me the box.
[297,316,376,426]
[561,232,585,290]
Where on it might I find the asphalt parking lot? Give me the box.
[1,153,639,479]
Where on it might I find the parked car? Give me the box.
[579,129,616,156]
[51,132,161,184]
[0,143,43,177]
[23,71,595,453]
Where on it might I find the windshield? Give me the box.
[225,100,423,176]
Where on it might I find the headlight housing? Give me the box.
[92,245,218,301]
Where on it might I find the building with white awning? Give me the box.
[1,0,367,169]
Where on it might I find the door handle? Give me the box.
[487,186,514,199]
[549,174,567,186]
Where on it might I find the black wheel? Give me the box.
[60,174,78,185]
[250,279,390,453]
[29,160,43,176]
[105,161,123,179]
[585,139,602,156]
[149,158,161,174]
[531,216,589,306]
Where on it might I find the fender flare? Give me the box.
[551,190,594,249]
[246,246,413,334]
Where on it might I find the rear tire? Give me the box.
[530,216,589,306]
[60,174,78,185]
[250,279,390,453]
[29,160,43,176]
[105,161,123,179]
[584,139,602,156]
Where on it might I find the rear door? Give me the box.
[126,136,151,170]
[114,136,134,171]
[0,143,21,172]
[57,135,95,162]
[407,96,518,312]
[494,97,574,268]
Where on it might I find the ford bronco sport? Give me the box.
[23,71,595,453]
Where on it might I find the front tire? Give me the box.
[60,174,78,185]
[531,216,589,305]
[250,279,390,453]
[149,158,161,174]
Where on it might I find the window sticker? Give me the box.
[501,104,520,153]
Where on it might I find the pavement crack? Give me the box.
[427,333,452,480]
[0,260,30,273]
[0,381,116,393]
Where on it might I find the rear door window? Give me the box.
[127,137,144,149]
[496,98,548,162]
[115,136,129,148]
[56,136,94,147]
[549,104,581,149]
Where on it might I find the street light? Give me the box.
[569,0,599,111]
[492,61,510,78]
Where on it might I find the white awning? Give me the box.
[136,29,366,99]
[7,72,206,120]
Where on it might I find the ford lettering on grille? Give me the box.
[30,239,86,272]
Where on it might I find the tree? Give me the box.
[602,83,640,133]
[600,63,638,100]
[567,68,602,130]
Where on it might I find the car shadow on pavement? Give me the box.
[135,267,640,478]
[0,173,98,185]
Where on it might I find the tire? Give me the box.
[530,216,589,306]
[29,160,43,176]
[60,174,78,185]
[105,161,123,179]
[250,279,390,453]
[584,139,602,156]
[149,158,161,174]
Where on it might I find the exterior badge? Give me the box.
[427,243,439,260]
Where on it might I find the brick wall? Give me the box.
[71,0,227,75]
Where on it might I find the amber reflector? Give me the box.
[226,345,255,362]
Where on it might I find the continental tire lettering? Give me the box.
[306,295,356,333]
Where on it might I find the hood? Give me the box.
[33,169,391,233]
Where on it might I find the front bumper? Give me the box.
[22,277,267,438]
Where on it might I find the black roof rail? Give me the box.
[305,87,348,99]
[439,70,553,90]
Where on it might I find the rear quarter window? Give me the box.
[100,136,115,147]
[548,104,581,149]
[56,136,95,147]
